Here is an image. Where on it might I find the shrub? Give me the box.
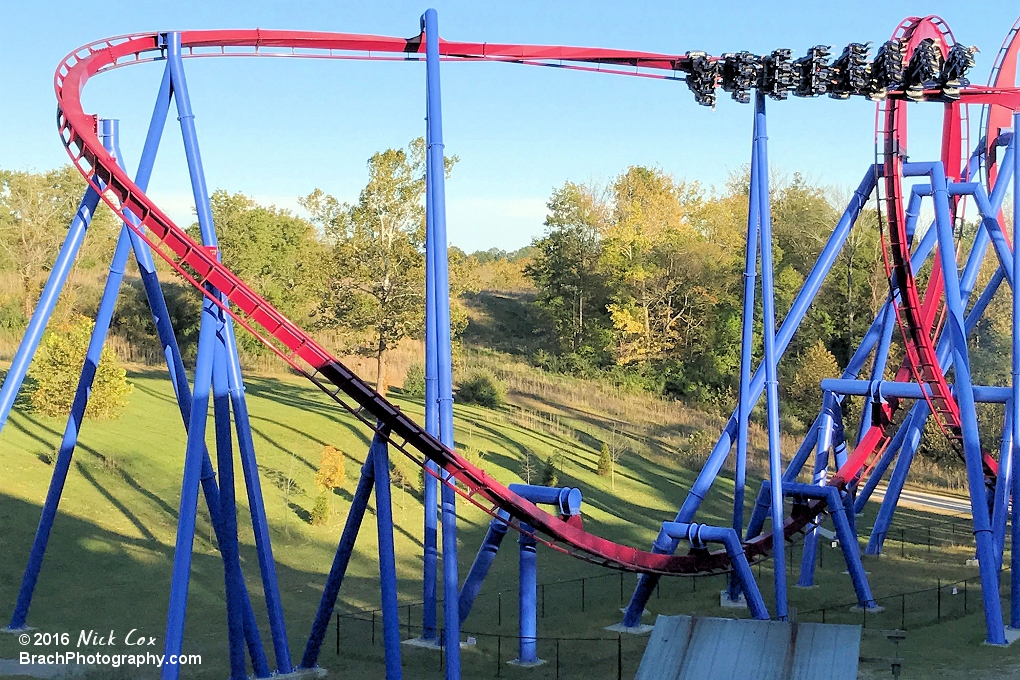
[540,455,559,486]
[310,494,330,526]
[315,445,346,492]
[28,317,132,419]
[402,362,426,397]
[456,370,506,408]
[597,443,612,477]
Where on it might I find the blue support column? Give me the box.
[301,447,377,668]
[371,433,403,680]
[212,340,248,680]
[1010,112,1020,630]
[422,10,460,675]
[162,301,218,680]
[0,188,102,435]
[458,512,509,623]
[165,32,292,669]
[728,102,760,602]
[930,162,1005,644]
[659,523,769,619]
[513,524,542,666]
[622,165,876,627]
[6,121,118,630]
[797,393,834,588]
[785,484,877,609]
[420,60,440,646]
[992,407,1013,568]
[865,160,1010,555]
[111,74,270,675]
[753,92,788,620]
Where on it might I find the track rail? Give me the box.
[841,16,1004,488]
[54,28,1019,576]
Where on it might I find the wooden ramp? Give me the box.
[635,615,861,680]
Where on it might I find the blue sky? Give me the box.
[1,1,1015,252]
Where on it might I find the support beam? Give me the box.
[422,10,460,675]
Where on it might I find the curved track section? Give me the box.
[840,16,1000,488]
[54,29,1018,577]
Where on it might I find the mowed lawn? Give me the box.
[0,366,1016,678]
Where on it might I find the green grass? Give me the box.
[0,365,1016,678]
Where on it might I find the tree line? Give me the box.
[1,141,1012,458]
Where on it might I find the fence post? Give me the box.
[497,635,501,677]
[822,608,826,624]
[556,638,560,679]
[439,628,444,671]
[617,634,622,680]
[582,578,586,612]
[964,578,968,613]
[620,572,625,603]
[542,584,546,619]
[901,594,905,630]
[371,611,375,646]
[498,592,502,626]
[927,526,931,553]
[656,580,660,599]
[937,579,941,620]
[407,604,412,637]
[336,613,340,655]
[901,528,905,558]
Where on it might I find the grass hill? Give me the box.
[0,353,1014,677]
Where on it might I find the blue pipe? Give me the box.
[166,32,293,668]
[929,161,1005,644]
[796,394,834,588]
[421,97,440,644]
[422,10,460,674]
[623,165,876,627]
[753,93,788,620]
[212,340,247,680]
[508,484,582,516]
[421,38,441,642]
[0,189,102,435]
[372,433,404,679]
[992,407,1013,569]
[659,523,769,619]
[1011,112,1020,629]
[730,110,761,602]
[458,511,510,624]
[857,292,899,447]
[785,483,877,608]
[516,523,540,665]
[301,447,377,668]
[821,379,1012,403]
[162,301,219,680]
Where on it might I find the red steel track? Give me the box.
[838,15,1020,488]
[54,28,1019,576]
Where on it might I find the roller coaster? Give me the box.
[0,7,1019,679]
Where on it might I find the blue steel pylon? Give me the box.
[0,33,300,679]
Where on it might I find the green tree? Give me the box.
[402,362,426,397]
[597,442,612,477]
[303,138,457,394]
[200,191,324,323]
[788,340,840,417]
[0,166,117,316]
[315,445,347,493]
[525,181,613,365]
[540,455,559,486]
[28,317,132,419]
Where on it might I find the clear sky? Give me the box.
[1,1,1016,252]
